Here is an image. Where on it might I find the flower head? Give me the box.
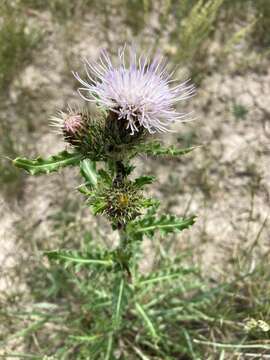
[73,47,195,135]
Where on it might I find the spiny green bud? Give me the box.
[88,180,152,227]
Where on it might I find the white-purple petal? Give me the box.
[74,47,195,134]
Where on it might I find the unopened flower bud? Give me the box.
[63,113,84,145]
[50,106,87,147]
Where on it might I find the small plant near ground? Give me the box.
[233,103,249,119]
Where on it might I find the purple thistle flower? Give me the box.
[73,47,195,135]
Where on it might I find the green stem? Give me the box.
[113,160,127,186]
[111,159,134,281]
[117,228,132,282]
[119,228,129,248]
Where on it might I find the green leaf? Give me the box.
[135,302,159,340]
[112,275,129,330]
[45,250,113,268]
[90,198,108,215]
[135,141,196,157]
[134,175,156,188]
[98,169,113,185]
[138,266,196,287]
[13,151,82,175]
[127,214,196,240]
[80,159,98,187]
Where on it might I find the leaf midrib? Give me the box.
[18,153,82,170]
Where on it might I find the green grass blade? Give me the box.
[135,302,159,340]
[104,333,113,360]
[112,276,128,330]
[0,354,41,359]
[69,334,104,343]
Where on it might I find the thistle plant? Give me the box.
[13,47,197,358]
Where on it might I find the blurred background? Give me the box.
[0,0,269,358]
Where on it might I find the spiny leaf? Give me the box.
[138,266,196,287]
[112,275,129,330]
[135,302,159,340]
[127,214,196,240]
[135,141,196,157]
[134,175,156,188]
[80,159,98,187]
[45,250,113,268]
[13,151,82,175]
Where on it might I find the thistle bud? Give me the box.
[62,113,84,145]
[50,106,88,147]
[88,180,150,227]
